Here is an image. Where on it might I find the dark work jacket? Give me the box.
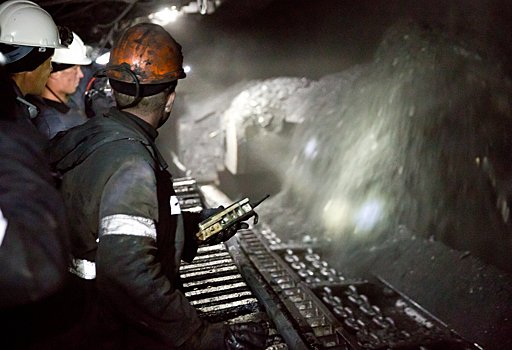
[28,95,88,139]
[49,108,201,349]
[0,118,71,348]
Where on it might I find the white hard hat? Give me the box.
[52,32,92,65]
[0,0,65,48]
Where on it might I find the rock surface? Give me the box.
[177,21,512,349]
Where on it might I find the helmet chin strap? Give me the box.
[45,84,67,105]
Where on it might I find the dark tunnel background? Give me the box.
[161,3,512,347]
[166,0,512,272]
[174,0,512,88]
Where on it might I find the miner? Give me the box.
[0,1,71,347]
[49,23,268,350]
[0,0,71,128]
[28,32,91,139]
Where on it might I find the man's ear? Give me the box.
[164,91,176,113]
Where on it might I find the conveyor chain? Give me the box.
[175,179,288,349]
[178,181,482,350]
[237,228,350,350]
[181,244,260,321]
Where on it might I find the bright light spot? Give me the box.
[0,208,7,247]
[149,7,180,25]
[304,138,318,159]
[354,200,382,233]
[95,52,110,65]
[322,198,352,233]
[184,65,191,73]
[321,197,385,238]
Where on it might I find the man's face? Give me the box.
[47,65,84,96]
[26,56,53,95]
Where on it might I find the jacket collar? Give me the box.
[107,108,167,170]
[43,98,70,114]
[108,107,158,142]
[50,107,168,174]
[10,78,23,99]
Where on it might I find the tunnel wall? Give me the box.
[276,20,512,273]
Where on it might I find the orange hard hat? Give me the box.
[105,23,185,85]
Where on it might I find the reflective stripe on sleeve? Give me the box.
[69,258,96,280]
[100,214,157,241]
[0,208,6,247]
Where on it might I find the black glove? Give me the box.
[200,206,250,246]
[200,206,225,221]
[178,321,227,350]
[203,221,249,246]
[225,323,269,350]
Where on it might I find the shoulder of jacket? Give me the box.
[101,137,153,156]
[93,137,160,171]
[98,114,166,169]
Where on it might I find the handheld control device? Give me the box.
[195,195,269,243]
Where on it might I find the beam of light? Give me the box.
[184,65,191,73]
[354,199,383,233]
[95,52,110,65]
[149,7,181,25]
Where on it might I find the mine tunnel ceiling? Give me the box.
[33,0,275,46]
[33,0,222,45]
